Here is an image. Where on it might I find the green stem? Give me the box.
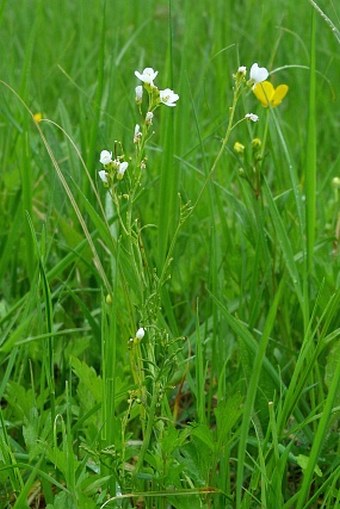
[134,381,160,474]
[193,80,243,210]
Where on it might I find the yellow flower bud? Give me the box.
[251,138,262,149]
[234,141,245,154]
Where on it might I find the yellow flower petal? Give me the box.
[272,84,289,107]
[253,81,288,108]
[253,81,274,107]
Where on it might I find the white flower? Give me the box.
[245,113,259,122]
[135,85,143,103]
[135,327,145,340]
[98,170,108,183]
[145,111,154,125]
[237,65,247,76]
[250,63,269,84]
[100,150,113,166]
[159,88,179,107]
[134,67,158,85]
[117,161,128,180]
[133,124,142,143]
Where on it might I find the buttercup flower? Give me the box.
[100,150,113,166]
[98,170,108,183]
[33,112,43,123]
[134,67,158,85]
[253,81,288,108]
[116,161,128,180]
[135,85,143,103]
[245,113,259,122]
[159,88,179,107]
[250,63,269,84]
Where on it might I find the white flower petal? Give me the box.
[99,150,113,165]
[117,161,128,179]
[98,170,108,183]
[135,85,143,102]
[250,63,269,83]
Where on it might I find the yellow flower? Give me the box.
[33,112,43,123]
[253,81,288,108]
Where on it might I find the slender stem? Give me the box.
[193,80,243,211]
[134,381,160,474]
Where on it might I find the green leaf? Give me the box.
[190,423,215,452]
[70,356,102,404]
[296,454,322,477]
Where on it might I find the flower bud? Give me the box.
[145,111,154,125]
[135,327,145,340]
[234,141,245,154]
[245,113,259,123]
[332,177,340,189]
[117,161,128,180]
[133,124,142,143]
[135,85,143,104]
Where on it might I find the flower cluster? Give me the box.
[248,62,288,108]
[98,67,179,185]
[236,62,288,111]
[134,67,179,108]
[234,63,269,123]
[98,150,129,185]
[97,61,288,186]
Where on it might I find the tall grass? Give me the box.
[0,0,339,508]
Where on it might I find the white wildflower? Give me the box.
[134,67,158,86]
[245,113,259,122]
[159,88,179,107]
[99,150,113,166]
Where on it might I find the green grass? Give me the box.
[1,1,340,508]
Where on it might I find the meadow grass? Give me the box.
[0,1,339,508]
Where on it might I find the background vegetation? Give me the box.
[0,0,339,508]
